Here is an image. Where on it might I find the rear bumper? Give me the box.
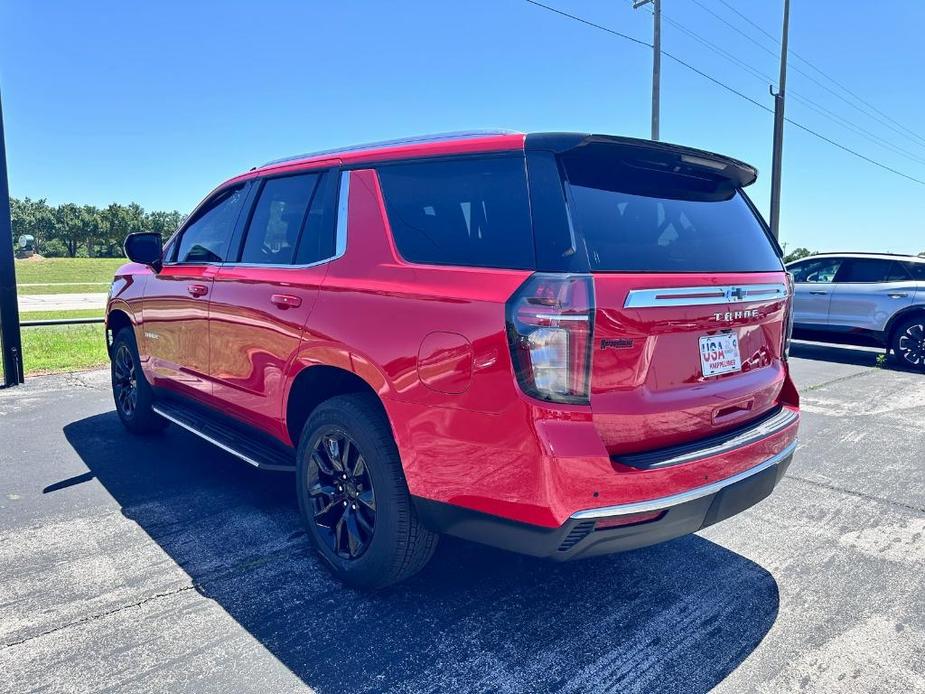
[414,441,796,560]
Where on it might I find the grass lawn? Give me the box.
[21,324,109,375]
[15,257,124,294]
[20,308,105,322]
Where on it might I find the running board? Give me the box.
[152,401,295,472]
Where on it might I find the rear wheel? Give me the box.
[892,317,925,371]
[110,328,167,434]
[295,394,438,589]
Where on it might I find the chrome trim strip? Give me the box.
[570,440,798,520]
[617,407,798,469]
[535,314,590,322]
[335,171,349,257]
[152,405,292,472]
[624,283,789,309]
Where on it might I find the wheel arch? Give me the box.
[105,304,134,356]
[885,305,925,349]
[284,364,393,448]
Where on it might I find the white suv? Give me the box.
[787,253,925,369]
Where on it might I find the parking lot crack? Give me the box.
[801,368,876,393]
[1,584,197,650]
[784,474,925,514]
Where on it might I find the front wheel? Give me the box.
[110,328,168,434]
[892,317,925,371]
[295,394,438,589]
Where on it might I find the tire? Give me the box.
[295,393,438,589]
[110,327,168,434]
[891,316,925,371]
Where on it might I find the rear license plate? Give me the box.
[699,333,741,377]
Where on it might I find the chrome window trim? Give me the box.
[216,171,349,271]
[623,282,789,309]
[335,170,349,258]
[570,439,798,519]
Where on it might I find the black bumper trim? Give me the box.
[412,448,794,561]
[613,406,797,470]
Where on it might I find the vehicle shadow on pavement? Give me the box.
[63,412,780,694]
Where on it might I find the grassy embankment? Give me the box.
[11,257,120,375]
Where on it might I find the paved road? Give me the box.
[18,292,108,313]
[0,343,923,693]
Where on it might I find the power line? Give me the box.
[715,0,925,148]
[689,0,925,152]
[645,3,925,167]
[523,0,650,48]
[521,0,925,186]
[783,119,925,186]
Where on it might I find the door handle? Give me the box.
[270,294,302,309]
[187,284,209,297]
[888,293,908,299]
[808,290,828,295]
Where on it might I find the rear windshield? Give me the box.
[561,154,782,273]
[377,155,534,270]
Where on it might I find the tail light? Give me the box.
[506,273,594,405]
[783,272,795,357]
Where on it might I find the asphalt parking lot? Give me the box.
[1,342,923,693]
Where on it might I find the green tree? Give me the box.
[783,247,814,264]
[10,196,186,257]
[145,209,185,237]
[52,203,85,257]
[10,197,55,253]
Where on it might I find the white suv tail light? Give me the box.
[506,273,594,404]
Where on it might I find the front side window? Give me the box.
[240,173,320,265]
[377,156,534,270]
[175,186,246,263]
[790,258,842,283]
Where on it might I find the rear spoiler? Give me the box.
[525,133,758,188]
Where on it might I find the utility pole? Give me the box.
[633,0,661,140]
[0,86,24,387]
[768,0,791,239]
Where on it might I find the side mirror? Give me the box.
[124,232,164,273]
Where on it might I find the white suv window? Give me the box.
[791,257,842,284]
[835,258,911,283]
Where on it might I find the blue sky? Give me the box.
[2,1,923,254]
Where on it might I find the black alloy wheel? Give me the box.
[307,429,376,560]
[113,342,138,419]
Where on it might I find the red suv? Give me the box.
[109,131,799,588]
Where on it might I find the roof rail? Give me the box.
[260,130,520,168]
[816,251,922,258]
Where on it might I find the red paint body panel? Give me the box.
[107,131,800,536]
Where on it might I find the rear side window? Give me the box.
[836,258,910,283]
[906,261,925,281]
[560,153,782,273]
[175,186,246,263]
[241,174,319,265]
[377,156,534,269]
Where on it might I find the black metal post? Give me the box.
[0,87,24,387]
